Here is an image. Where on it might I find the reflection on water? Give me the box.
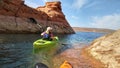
[0,32,106,68]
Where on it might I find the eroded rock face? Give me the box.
[86,30,120,68]
[36,2,65,22]
[0,0,74,34]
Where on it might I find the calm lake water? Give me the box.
[0,32,106,68]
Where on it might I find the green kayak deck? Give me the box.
[33,36,59,48]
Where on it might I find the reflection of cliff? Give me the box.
[86,30,120,68]
[0,0,75,34]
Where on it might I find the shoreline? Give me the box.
[72,27,115,33]
[81,46,105,68]
[53,43,105,68]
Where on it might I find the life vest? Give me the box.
[42,32,53,41]
[43,33,50,39]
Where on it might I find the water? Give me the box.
[58,32,106,44]
[0,32,106,68]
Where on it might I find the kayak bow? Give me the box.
[33,36,59,48]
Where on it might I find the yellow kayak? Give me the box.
[60,60,72,68]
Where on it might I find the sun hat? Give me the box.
[47,27,52,31]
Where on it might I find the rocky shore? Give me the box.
[0,0,74,34]
[84,29,120,68]
[54,29,120,68]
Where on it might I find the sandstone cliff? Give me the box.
[86,30,120,68]
[0,0,75,34]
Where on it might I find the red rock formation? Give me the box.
[0,0,74,34]
[36,2,66,22]
[0,0,47,20]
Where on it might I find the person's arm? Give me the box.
[41,32,45,36]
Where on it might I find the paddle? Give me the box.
[54,43,72,55]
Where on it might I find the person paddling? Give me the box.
[41,27,54,41]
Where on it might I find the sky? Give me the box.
[25,0,120,30]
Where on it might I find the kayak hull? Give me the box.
[33,37,58,48]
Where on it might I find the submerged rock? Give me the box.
[0,0,74,34]
[86,30,120,68]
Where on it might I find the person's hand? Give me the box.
[41,32,45,36]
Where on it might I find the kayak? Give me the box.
[60,60,72,68]
[33,36,59,48]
